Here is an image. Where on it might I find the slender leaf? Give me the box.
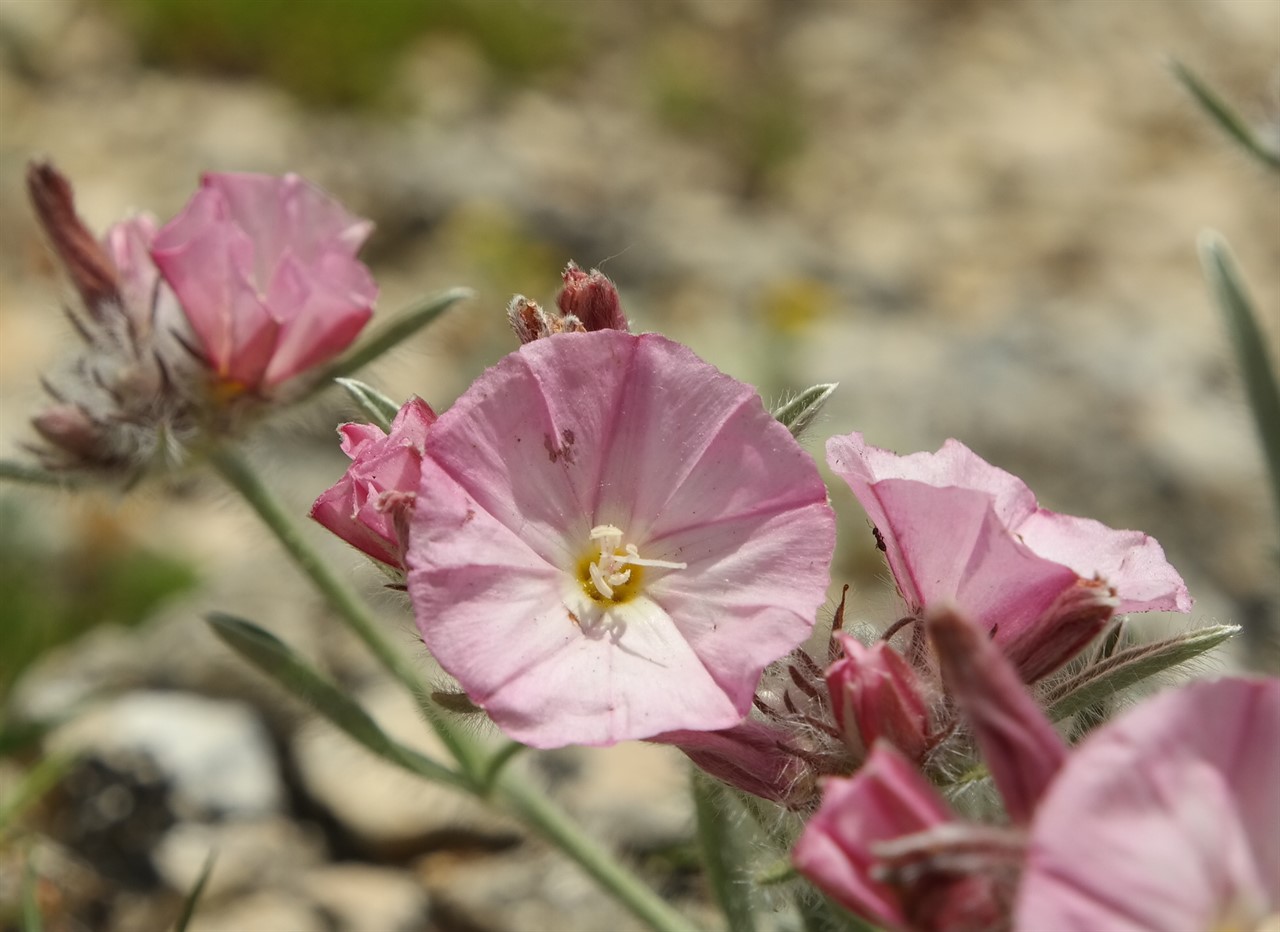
[206,613,466,790]
[172,851,216,932]
[0,460,77,488]
[0,752,76,838]
[478,741,528,793]
[334,378,400,432]
[312,287,472,390]
[772,383,838,439]
[693,773,756,932]
[1045,624,1240,722]
[1199,232,1280,541]
[1171,60,1280,170]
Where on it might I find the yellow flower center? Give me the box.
[577,524,685,605]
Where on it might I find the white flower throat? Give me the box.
[581,524,686,603]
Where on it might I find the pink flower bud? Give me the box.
[928,606,1067,824]
[1003,577,1117,683]
[653,719,811,808]
[27,162,121,318]
[151,173,377,394]
[31,404,107,462]
[827,635,932,763]
[793,743,957,930]
[555,262,629,333]
[310,397,436,570]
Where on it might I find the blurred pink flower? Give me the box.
[826,432,1191,679]
[793,743,960,931]
[1016,676,1280,931]
[827,635,933,764]
[406,330,835,748]
[311,397,436,571]
[151,173,376,393]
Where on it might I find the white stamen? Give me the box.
[586,524,687,600]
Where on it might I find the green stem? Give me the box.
[209,445,695,932]
[207,444,482,778]
[497,775,702,932]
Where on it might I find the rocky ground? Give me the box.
[0,0,1277,929]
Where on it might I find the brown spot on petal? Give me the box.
[544,428,576,464]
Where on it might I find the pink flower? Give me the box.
[405,330,835,748]
[826,432,1191,680]
[151,173,376,393]
[1016,676,1280,931]
[827,635,933,763]
[311,397,436,571]
[793,743,960,930]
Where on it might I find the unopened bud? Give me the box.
[27,162,121,318]
[1004,578,1117,683]
[555,262,628,332]
[653,719,810,808]
[928,607,1067,824]
[828,635,932,763]
[32,404,108,462]
[507,295,550,344]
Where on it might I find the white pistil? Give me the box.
[587,524,686,601]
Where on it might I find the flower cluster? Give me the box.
[26,163,376,476]
[22,165,1276,932]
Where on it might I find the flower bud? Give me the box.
[310,396,436,571]
[555,262,629,332]
[928,606,1067,824]
[827,634,932,763]
[27,162,121,318]
[1003,577,1117,683]
[31,404,109,464]
[652,719,811,808]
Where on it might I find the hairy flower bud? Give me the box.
[827,635,932,763]
[555,262,629,333]
[654,719,812,808]
[928,607,1067,824]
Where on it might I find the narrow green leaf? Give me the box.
[172,850,216,932]
[1171,60,1280,170]
[334,378,400,432]
[1045,624,1240,722]
[206,613,466,790]
[772,383,838,439]
[0,752,76,838]
[1199,233,1280,541]
[0,460,78,488]
[693,773,757,932]
[313,287,472,389]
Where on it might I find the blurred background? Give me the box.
[1,0,1277,929]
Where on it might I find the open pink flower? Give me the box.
[311,397,436,571]
[406,330,835,748]
[151,173,376,394]
[826,432,1191,679]
[1016,676,1280,931]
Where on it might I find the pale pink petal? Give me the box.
[871,480,1077,641]
[793,743,956,930]
[201,172,373,276]
[261,253,375,387]
[1015,510,1192,613]
[338,422,387,458]
[1016,678,1280,931]
[103,214,161,323]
